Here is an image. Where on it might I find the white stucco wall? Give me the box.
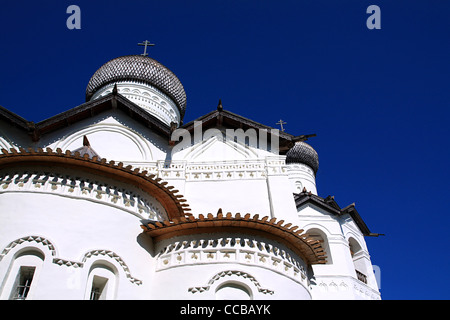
[0,191,153,300]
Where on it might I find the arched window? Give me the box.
[348,237,367,284]
[85,262,118,300]
[307,228,332,264]
[215,281,252,300]
[348,237,362,257]
[1,249,45,300]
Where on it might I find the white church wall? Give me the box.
[173,137,301,223]
[171,126,280,163]
[42,110,169,162]
[286,163,318,195]
[265,156,299,224]
[150,264,311,300]
[150,232,312,300]
[166,129,293,215]
[172,135,258,162]
[297,204,380,299]
[341,218,380,292]
[301,208,354,273]
[184,179,271,217]
[0,191,154,300]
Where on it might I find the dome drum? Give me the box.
[91,81,181,125]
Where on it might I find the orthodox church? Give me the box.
[0,45,381,300]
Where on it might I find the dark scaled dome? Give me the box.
[285,141,319,175]
[85,55,187,119]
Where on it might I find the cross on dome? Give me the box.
[138,40,155,56]
[276,119,287,132]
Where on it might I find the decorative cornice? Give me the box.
[155,236,308,284]
[0,147,191,219]
[0,170,167,220]
[141,209,327,265]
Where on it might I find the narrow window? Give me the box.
[89,275,109,300]
[10,266,36,300]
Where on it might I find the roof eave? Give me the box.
[180,107,314,153]
[1,93,173,143]
[294,192,382,237]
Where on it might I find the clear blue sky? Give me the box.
[1,0,449,300]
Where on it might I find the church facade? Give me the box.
[0,52,381,300]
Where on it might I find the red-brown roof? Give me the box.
[0,147,191,219]
[141,209,327,265]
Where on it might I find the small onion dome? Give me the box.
[85,55,187,119]
[285,141,319,175]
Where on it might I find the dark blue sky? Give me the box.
[1,1,449,300]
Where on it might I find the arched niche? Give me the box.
[348,237,368,284]
[305,228,333,265]
[215,281,252,300]
[55,123,153,162]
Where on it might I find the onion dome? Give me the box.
[285,141,319,174]
[85,55,187,119]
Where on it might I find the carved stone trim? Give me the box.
[188,270,274,295]
[0,147,191,219]
[0,235,57,261]
[53,258,83,268]
[155,236,308,283]
[82,249,142,285]
[314,276,381,300]
[0,170,167,220]
[0,236,142,285]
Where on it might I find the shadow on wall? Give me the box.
[136,230,155,258]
